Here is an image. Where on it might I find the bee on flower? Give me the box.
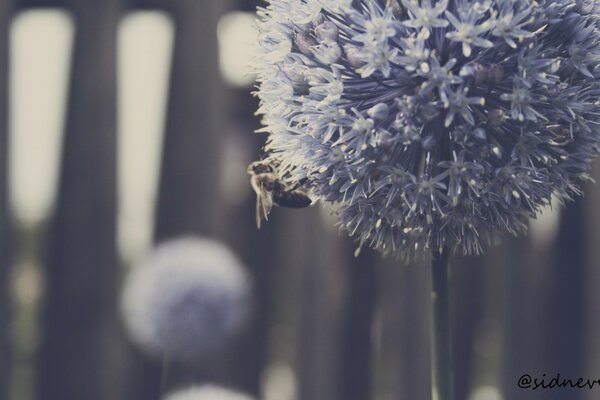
[252,0,600,259]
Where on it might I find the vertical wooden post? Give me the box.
[133,1,227,398]
[373,257,431,400]
[0,1,14,399]
[229,0,268,392]
[451,255,485,400]
[36,1,123,399]
[219,0,269,391]
[500,235,549,400]
[543,202,585,379]
[336,246,377,400]
[477,238,525,399]
[584,163,600,400]
[294,216,346,400]
[154,0,224,240]
[219,89,273,397]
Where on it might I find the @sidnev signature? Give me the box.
[518,373,600,390]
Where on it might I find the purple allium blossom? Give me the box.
[121,237,252,362]
[163,385,254,400]
[254,0,600,258]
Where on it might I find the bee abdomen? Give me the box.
[273,191,312,209]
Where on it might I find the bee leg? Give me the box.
[286,177,309,191]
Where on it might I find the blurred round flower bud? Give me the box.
[121,237,252,362]
[254,0,600,258]
[163,385,254,400]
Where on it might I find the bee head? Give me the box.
[248,160,274,175]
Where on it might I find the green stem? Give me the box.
[431,248,453,400]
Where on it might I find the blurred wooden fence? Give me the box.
[0,1,599,400]
[0,2,14,400]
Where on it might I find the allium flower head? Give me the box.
[254,0,600,258]
[121,237,252,362]
[163,385,254,400]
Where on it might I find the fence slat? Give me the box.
[584,163,600,400]
[219,88,273,396]
[543,202,586,399]
[336,247,377,400]
[295,217,346,400]
[133,1,230,398]
[500,236,550,400]
[374,257,431,400]
[0,1,14,399]
[451,255,485,400]
[154,0,224,241]
[476,238,523,399]
[36,1,124,399]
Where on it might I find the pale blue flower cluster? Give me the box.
[164,385,254,400]
[121,238,252,362]
[255,0,600,257]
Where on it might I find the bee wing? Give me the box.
[250,175,273,228]
[255,193,273,229]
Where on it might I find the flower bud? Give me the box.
[164,385,254,400]
[367,103,390,121]
[315,21,339,42]
[294,31,317,56]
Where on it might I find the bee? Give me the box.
[248,158,312,228]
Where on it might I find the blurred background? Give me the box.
[0,0,599,399]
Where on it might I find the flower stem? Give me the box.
[431,248,453,400]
